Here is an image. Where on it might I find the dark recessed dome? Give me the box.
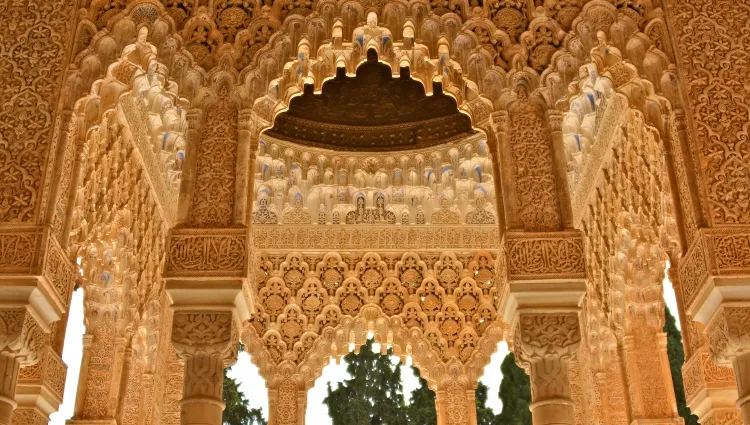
[265,50,475,152]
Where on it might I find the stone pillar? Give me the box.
[666,2,750,422]
[734,354,750,424]
[164,81,252,424]
[703,306,750,425]
[513,313,581,425]
[171,311,237,425]
[434,379,476,425]
[0,309,45,425]
[268,376,306,425]
[0,0,79,418]
[12,345,66,425]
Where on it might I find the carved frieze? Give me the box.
[679,228,750,314]
[667,0,750,226]
[505,232,586,280]
[17,345,66,403]
[252,225,501,251]
[166,229,247,277]
[682,349,736,405]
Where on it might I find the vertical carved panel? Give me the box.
[0,0,76,222]
[508,97,562,231]
[188,97,239,227]
[667,0,750,225]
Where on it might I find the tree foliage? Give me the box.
[496,352,532,425]
[404,367,437,425]
[223,359,267,425]
[324,339,407,425]
[664,306,699,425]
[323,339,443,425]
[475,381,500,425]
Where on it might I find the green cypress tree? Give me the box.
[223,342,268,425]
[475,381,499,425]
[404,367,436,425]
[496,352,531,425]
[323,340,407,425]
[664,306,699,425]
[223,372,268,425]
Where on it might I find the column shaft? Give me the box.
[734,353,750,425]
[181,353,225,425]
[529,357,574,425]
[0,353,20,425]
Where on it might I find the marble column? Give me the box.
[513,313,581,425]
[171,311,237,425]
[0,309,44,425]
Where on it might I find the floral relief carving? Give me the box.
[0,229,41,273]
[0,0,76,222]
[10,0,727,424]
[666,0,750,225]
[508,97,562,231]
[188,95,239,227]
[706,306,750,364]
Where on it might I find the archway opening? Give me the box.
[312,336,429,425]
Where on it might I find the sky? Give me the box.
[49,269,680,424]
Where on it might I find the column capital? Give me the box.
[0,308,46,366]
[512,312,582,367]
[705,305,750,364]
[171,310,238,366]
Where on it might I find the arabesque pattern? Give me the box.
[2,0,750,425]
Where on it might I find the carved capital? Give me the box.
[513,313,581,367]
[0,308,45,366]
[505,231,586,280]
[682,349,736,412]
[171,311,237,364]
[16,346,67,415]
[706,306,750,364]
[165,228,247,277]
